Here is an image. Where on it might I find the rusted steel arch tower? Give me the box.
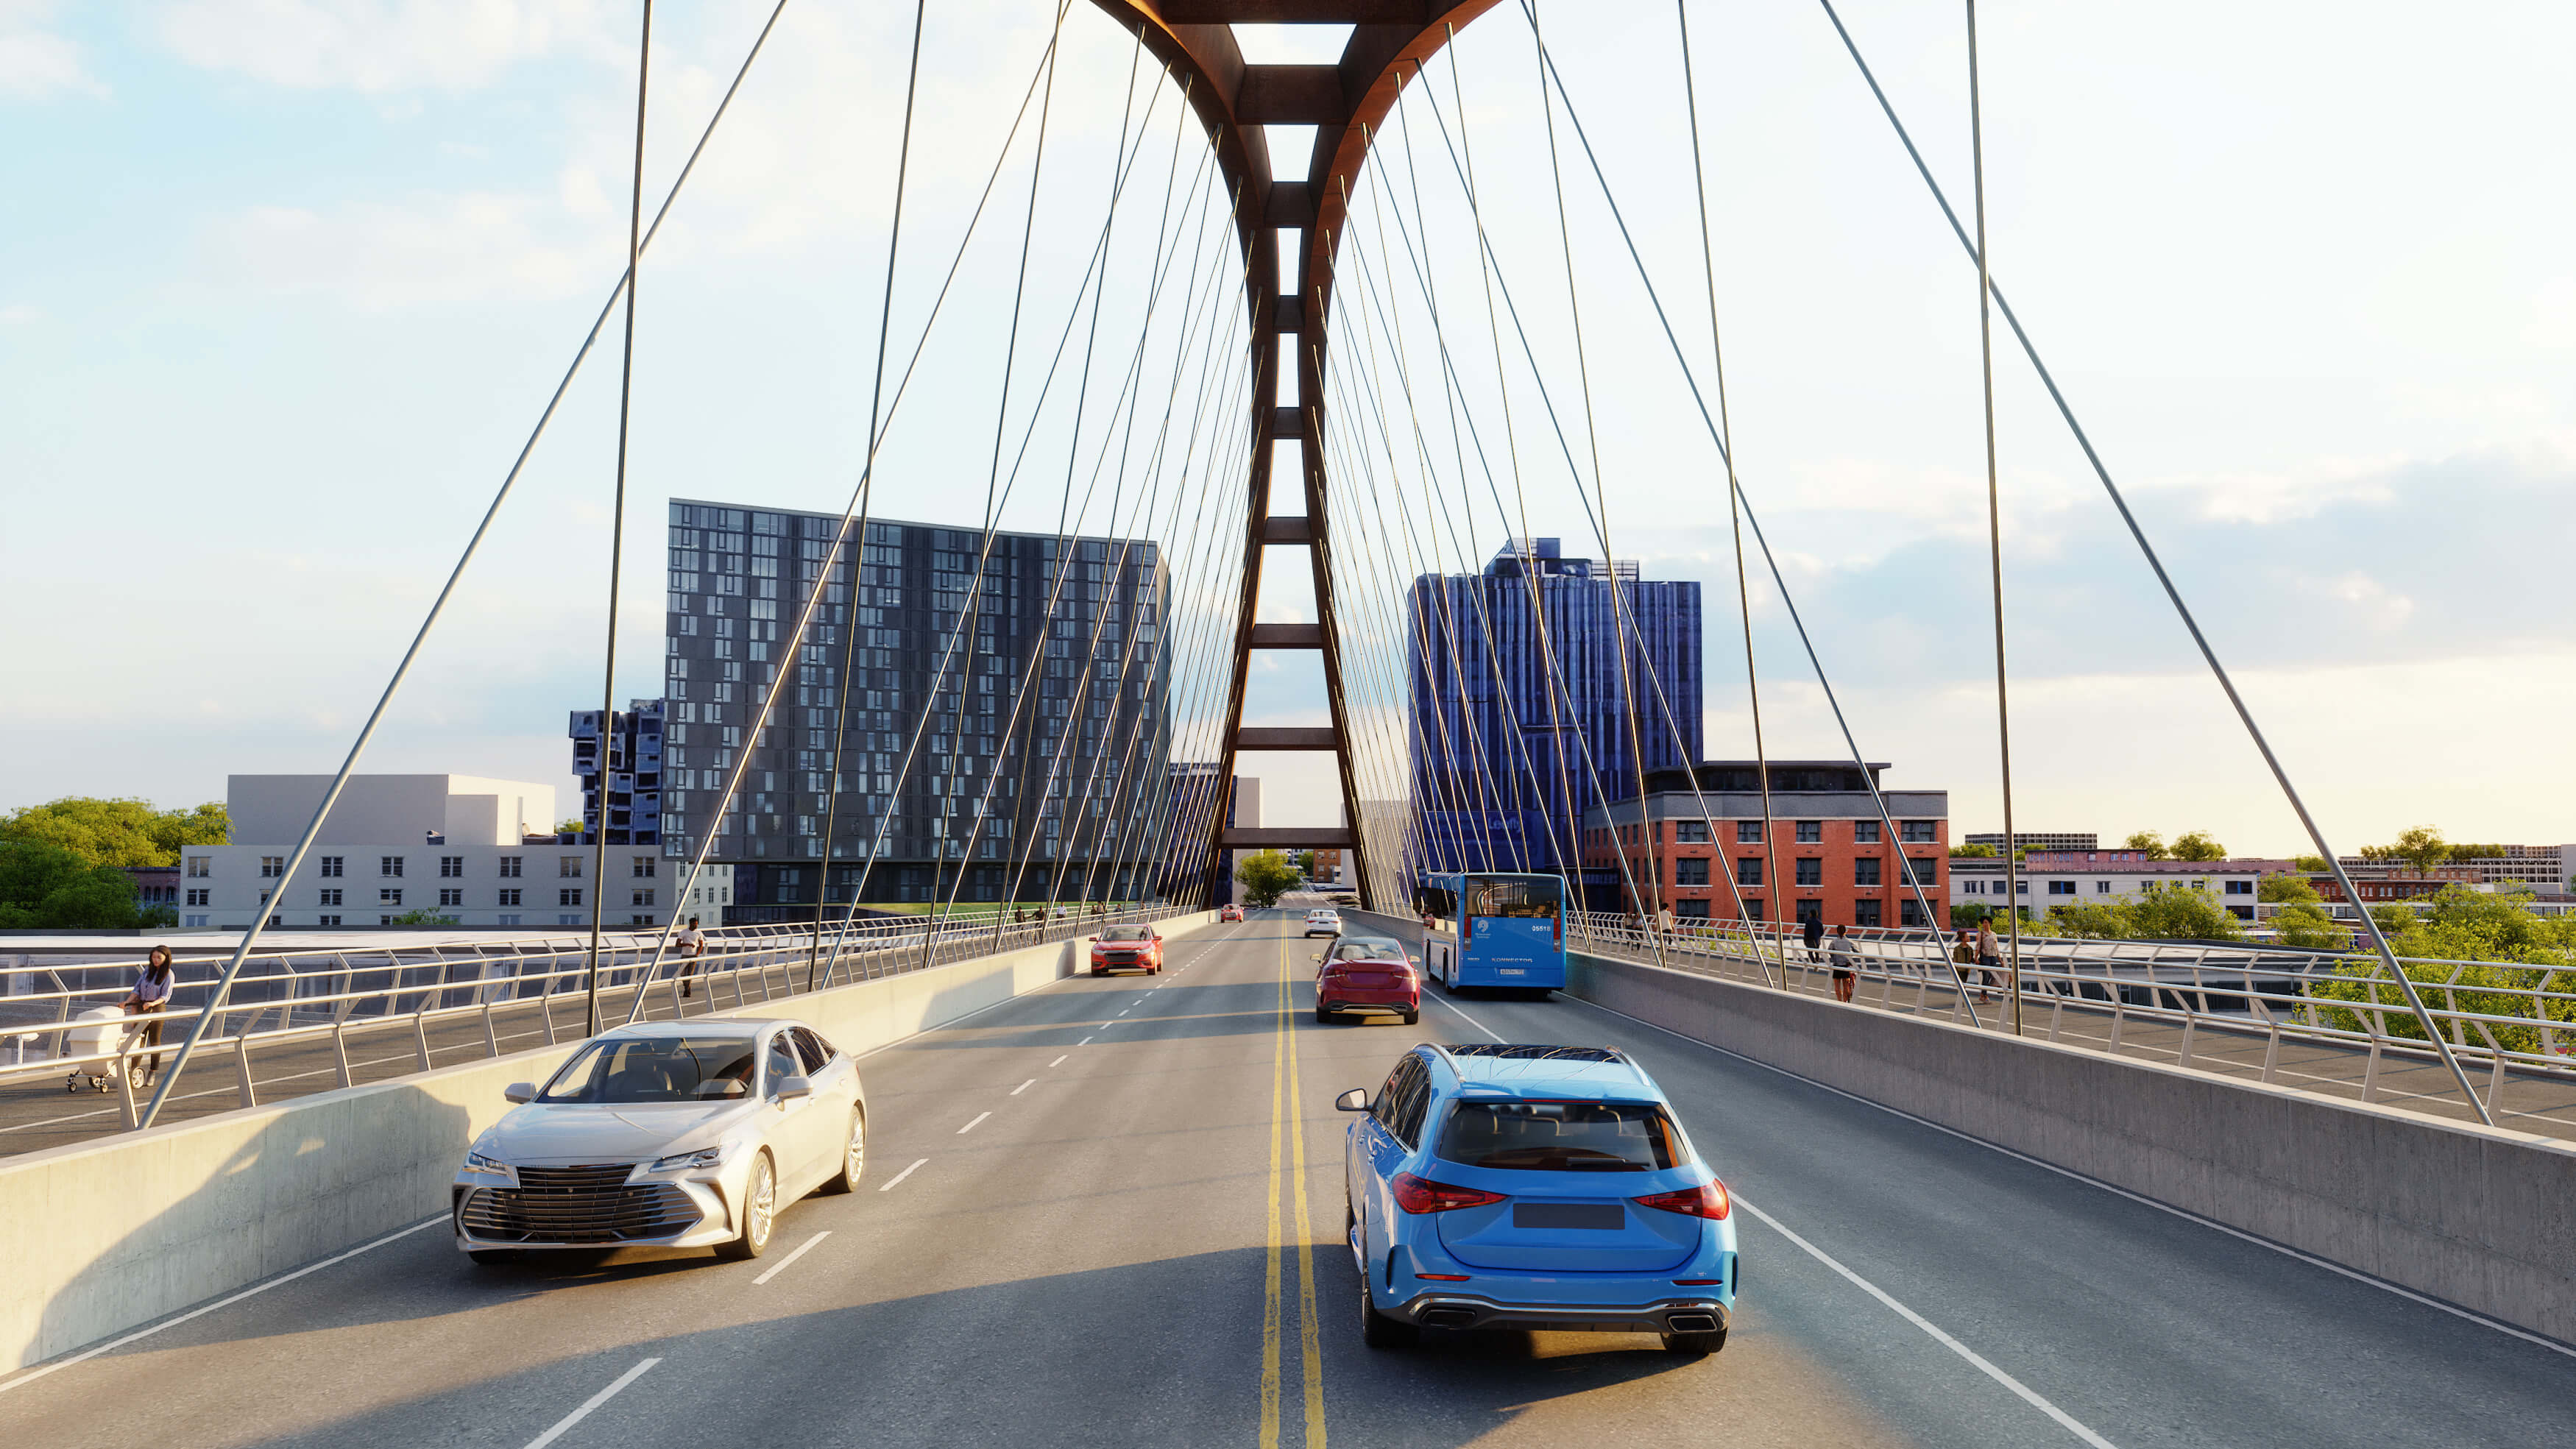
[1087,1,1500,911]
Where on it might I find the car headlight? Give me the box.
[463,1150,512,1177]
[651,1146,726,1172]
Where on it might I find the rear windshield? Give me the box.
[1434,1100,1682,1172]
[1100,926,1152,941]
[1465,877,1560,920]
[539,1035,761,1104]
[1334,941,1408,961]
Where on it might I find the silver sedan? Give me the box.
[451,1017,867,1264]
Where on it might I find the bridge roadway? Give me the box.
[3,913,2569,1447]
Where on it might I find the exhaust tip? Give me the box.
[1420,1308,1476,1329]
[1666,1313,1719,1333]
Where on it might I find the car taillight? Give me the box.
[1392,1172,1505,1214]
[1632,1180,1730,1220]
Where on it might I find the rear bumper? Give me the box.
[1320,985,1418,1015]
[1393,1292,1730,1336]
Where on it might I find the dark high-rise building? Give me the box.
[660,499,1172,911]
[1407,537,1701,885]
[567,699,665,845]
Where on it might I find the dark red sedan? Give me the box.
[1314,936,1420,1025]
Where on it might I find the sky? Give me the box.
[4,1,2572,859]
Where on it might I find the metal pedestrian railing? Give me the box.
[0,906,1188,1133]
[1560,911,2576,1126]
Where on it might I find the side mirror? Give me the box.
[503,1082,535,1104]
[772,1074,813,1102]
[1334,1088,1370,1113]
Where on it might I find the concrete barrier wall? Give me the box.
[1,913,1217,1372]
[1561,950,2576,1343]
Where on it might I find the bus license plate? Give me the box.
[1498,968,1526,975]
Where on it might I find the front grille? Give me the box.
[461,1163,701,1244]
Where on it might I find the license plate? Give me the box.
[1498,968,1526,976]
[1513,1202,1624,1230]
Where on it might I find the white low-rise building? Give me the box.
[183,775,730,930]
[1950,851,2296,924]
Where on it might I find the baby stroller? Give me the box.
[63,1005,147,1094]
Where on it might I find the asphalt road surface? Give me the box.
[4,913,2569,1448]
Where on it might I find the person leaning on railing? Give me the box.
[119,944,178,1081]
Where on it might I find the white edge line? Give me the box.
[1734,1196,2118,1449]
[1427,991,1505,1042]
[1554,991,2576,1362]
[750,1230,829,1286]
[1010,1078,1035,1095]
[0,1214,446,1395]
[523,1356,661,1449]
[956,1110,991,1134]
[1047,1055,1068,1068]
[878,1157,928,1192]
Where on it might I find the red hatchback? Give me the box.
[1315,937,1420,1025]
[1090,925,1164,976]
[1219,904,1244,923]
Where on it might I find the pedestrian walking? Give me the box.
[1802,913,1825,966]
[1826,924,1859,1004]
[676,915,707,999]
[1951,927,1977,992]
[1973,921,2002,1005]
[120,945,178,1080]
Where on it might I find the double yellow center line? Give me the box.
[1259,925,1326,1448]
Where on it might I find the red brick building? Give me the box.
[1581,761,1947,930]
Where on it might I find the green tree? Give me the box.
[1294,851,1318,876]
[0,797,230,868]
[1949,843,1997,859]
[2170,830,2226,862]
[2385,826,2452,876]
[1950,901,1995,929]
[2290,854,2329,871]
[2038,899,2131,940]
[2125,885,2245,940]
[1234,850,1300,908]
[0,839,163,928]
[2366,902,2418,939]
[2122,830,2170,860]
[386,907,461,927]
[2272,902,2351,952]
[555,818,584,837]
[2310,886,2576,1051]
[2257,873,2320,904]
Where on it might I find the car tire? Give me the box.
[1314,1005,1333,1024]
[1089,968,1103,977]
[1663,1328,1728,1356]
[715,1150,776,1261]
[467,1249,517,1267]
[1359,1256,1417,1350]
[819,1108,866,1194]
[1401,1007,1420,1026]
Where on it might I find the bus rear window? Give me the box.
[1466,879,1560,919]
[1435,1101,1680,1172]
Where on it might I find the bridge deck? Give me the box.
[3,911,2569,1446]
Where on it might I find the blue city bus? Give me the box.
[1418,872,1568,995]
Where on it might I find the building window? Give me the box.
[1854,900,1883,927]
[1676,858,1710,886]
[561,888,583,907]
[183,914,209,927]
[2225,879,2254,896]
[1900,900,1929,927]
[1674,820,1710,843]
[1907,857,1939,885]
[2096,880,2112,893]
[319,888,342,907]
[381,889,403,906]
[560,857,583,878]
[186,857,210,878]
[381,857,404,877]
[185,888,210,907]
[633,856,657,878]
[260,857,284,878]
[318,915,341,927]
[1854,858,1883,887]
[2049,880,2076,896]
[1963,880,1982,895]
[319,857,343,878]
[439,888,464,907]
[1735,857,1763,887]
[1735,821,1763,844]
[1676,899,1710,920]
[559,913,583,926]
[1853,821,1880,844]
[498,915,522,927]
[499,856,523,877]
[2015,880,2029,894]
[1795,821,1821,844]
[1901,821,1937,843]
[1796,858,1822,887]
[440,857,464,878]
[498,888,522,907]
[634,889,655,907]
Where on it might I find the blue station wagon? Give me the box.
[1335,1044,1736,1354]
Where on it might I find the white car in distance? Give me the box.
[1303,908,1343,938]
[453,1018,866,1264]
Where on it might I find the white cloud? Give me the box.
[203,193,606,309]
[2310,570,2415,631]
[0,1,107,99]
[2148,453,2401,525]
[0,302,36,324]
[155,0,615,92]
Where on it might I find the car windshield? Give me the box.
[537,1035,762,1104]
[1434,1100,1682,1172]
[1335,942,1407,961]
[1100,926,1152,941]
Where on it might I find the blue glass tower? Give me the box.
[1406,539,1701,885]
